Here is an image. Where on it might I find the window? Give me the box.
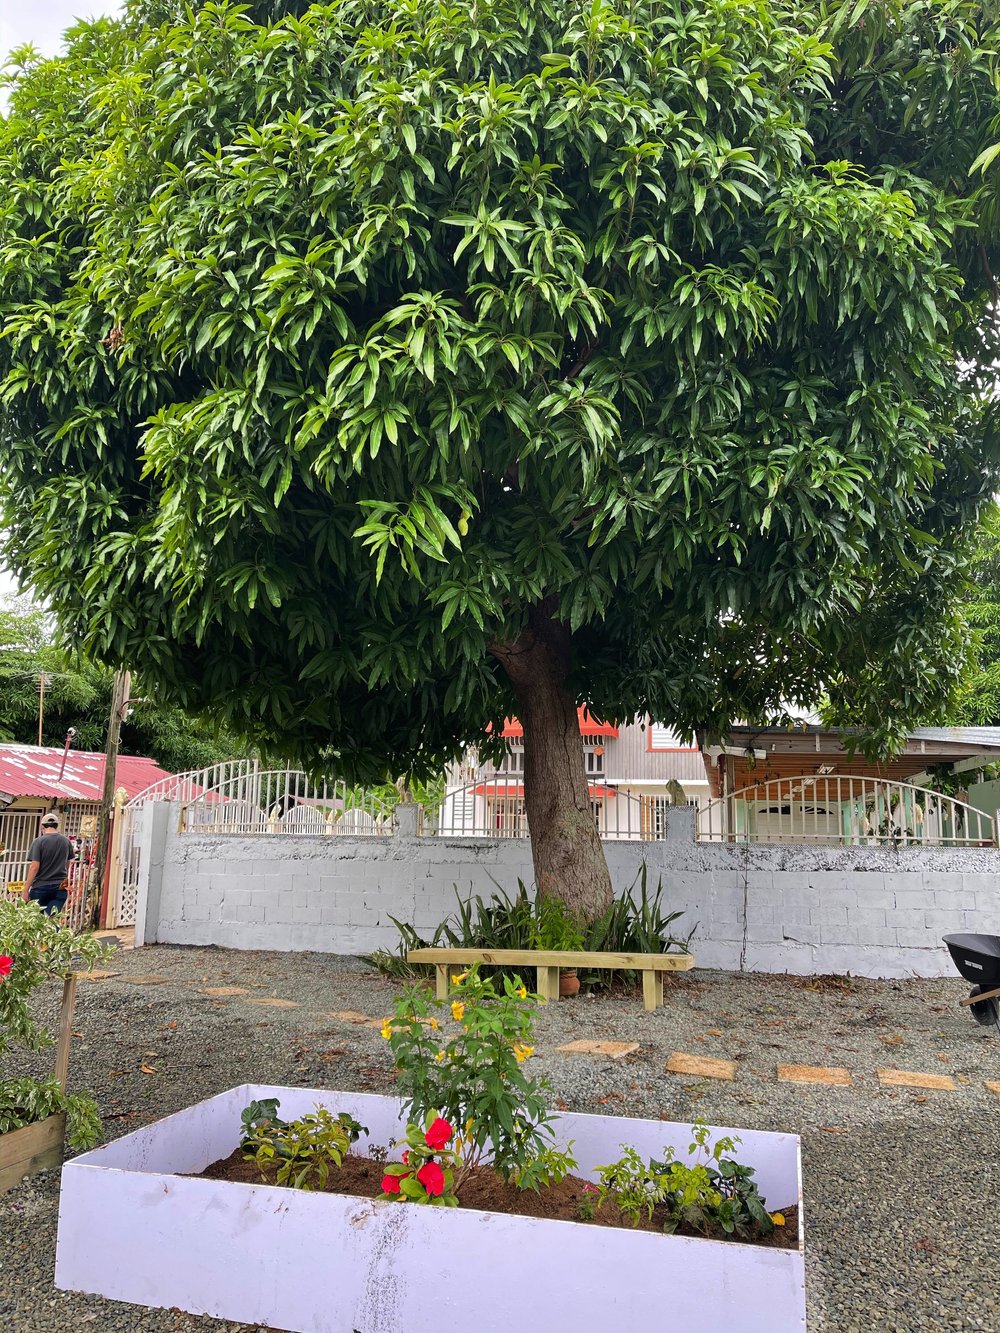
[500,747,525,774]
[584,748,605,776]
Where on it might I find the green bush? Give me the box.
[363,867,692,988]
[0,899,112,1149]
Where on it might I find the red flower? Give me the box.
[424,1117,453,1150]
[0,956,11,980]
[381,1172,408,1194]
[417,1161,445,1196]
[401,1150,410,1165]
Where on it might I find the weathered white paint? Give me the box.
[139,804,1000,978]
[55,1085,805,1333]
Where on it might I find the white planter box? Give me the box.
[56,1085,805,1332]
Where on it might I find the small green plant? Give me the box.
[591,1121,780,1241]
[241,1101,367,1190]
[368,1143,389,1165]
[0,899,112,1150]
[381,966,574,1190]
[529,897,585,951]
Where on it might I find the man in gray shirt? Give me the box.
[22,814,76,916]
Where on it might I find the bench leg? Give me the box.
[535,966,559,1003]
[435,965,449,1001]
[642,971,663,1012]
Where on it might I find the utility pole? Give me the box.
[92,670,130,926]
[37,673,46,746]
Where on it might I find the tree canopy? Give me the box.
[0,0,998,900]
[0,595,246,771]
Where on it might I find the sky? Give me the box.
[1,0,121,64]
[0,0,122,598]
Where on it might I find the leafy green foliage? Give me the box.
[240,1100,366,1190]
[592,1121,779,1240]
[0,0,996,796]
[948,516,1000,726]
[0,1075,104,1150]
[364,872,690,985]
[0,899,112,1148]
[0,595,248,771]
[383,967,564,1186]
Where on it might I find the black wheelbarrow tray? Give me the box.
[943,933,1000,1030]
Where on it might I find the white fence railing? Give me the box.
[179,766,394,837]
[431,781,694,841]
[696,775,996,847]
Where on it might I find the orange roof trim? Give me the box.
[499,708,618,740]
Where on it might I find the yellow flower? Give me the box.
[428,1017,440,1030]
[515,985,527,1000]
[513,1043,534,1063]
[380,1022,392,1040]
[451,1001,465,1022]
[451,971,468,985]
[770,1213,786,1227]
[435,1050,446,1063]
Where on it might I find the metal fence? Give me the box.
[179,766,394,837]
[0,810,94,932]
[431,782,692,841]
[696,775,996,847]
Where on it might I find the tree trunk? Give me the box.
[490,606,614,924]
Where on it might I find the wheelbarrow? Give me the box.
[943,934,1000,1034]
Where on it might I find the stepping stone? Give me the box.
[555,1040,639,1060]
[778,1064,852,1087]
[315,1010,383,1027]
[243,996,300,1009]
[985,1081,1000,1098]
[76,970,118,982]
[121,975,170,986]
[200,986,251,997]
[667,1052,735,1081]
[876,1068,956,1091]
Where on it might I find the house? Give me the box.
[699,724,1000,845]
[440,717,1000,847]
[438,712,707,839]
[0,743,174,892]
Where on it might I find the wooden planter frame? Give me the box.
[0,973,78,1194]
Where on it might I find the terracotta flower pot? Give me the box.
[559,969,580,998]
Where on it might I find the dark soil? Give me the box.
[195,1149,798,1250]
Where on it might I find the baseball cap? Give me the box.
[41,815,59,827]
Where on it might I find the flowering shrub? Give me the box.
[380,966,574,1196]
[380,1110,460,1207]
[0,899,111,1149]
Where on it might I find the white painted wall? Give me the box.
[141,804,999,978]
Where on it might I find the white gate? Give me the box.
[0,809,94,932]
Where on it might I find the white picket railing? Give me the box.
[179,766,394,837]
[696,775,996,847]
[431,781,691,841]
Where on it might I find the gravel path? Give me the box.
[3,943,999,1332]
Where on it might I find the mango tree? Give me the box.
[0,0,997,920]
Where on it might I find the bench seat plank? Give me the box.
[407,947,694,1011]
[407,948,694,971]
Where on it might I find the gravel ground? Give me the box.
[3,943,999,1333]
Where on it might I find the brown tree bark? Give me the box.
[490,605,614,924]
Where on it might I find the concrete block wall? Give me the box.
[143,803,1000,978]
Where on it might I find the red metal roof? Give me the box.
[499,708,618,739]
[0,744,173,803]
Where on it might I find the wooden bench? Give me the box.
[406,948,695,1011]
